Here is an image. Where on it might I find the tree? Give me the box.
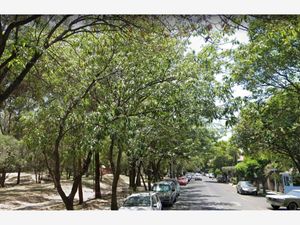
[235,155,270,193]
[0,15,148,105]
[0,15,221,107]
[1,15,238,210]
[0,134,24,187]
[209,140,239,174]
[231,16,300,100]
[19,29,121,209]
[233,89,300,173]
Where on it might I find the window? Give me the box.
[152,184,171,192]
[123,196,150,207]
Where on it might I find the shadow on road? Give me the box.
[164,198,238,210]
[204,180,219,184]
[164,185,237,210]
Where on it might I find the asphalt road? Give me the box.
[165,176,272,210]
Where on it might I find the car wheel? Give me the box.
[271,205,280,210]
[287,202,298,210]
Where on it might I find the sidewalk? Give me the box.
[0,173,130,210]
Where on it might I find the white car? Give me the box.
[119,192,162,210]
[266,189,300,210]
[208,173,215,178]
[194,173,202,181]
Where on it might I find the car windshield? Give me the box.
[241,181,253,187]
[123,196,151,207]
[152,184,170,192]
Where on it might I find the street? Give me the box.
[166,176,271,210]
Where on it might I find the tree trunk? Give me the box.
[256,178,260,192]
[155,159,161,181]
[94,151,101,199]
[0,170,6,187]
[135,161,142,187]
[148,174,152,191]
[295,163,300,174]
[140,172,147,191]
[49,149,93,210]
[78,176,83,205]
[129,159,136,189]
[109,135,123,210]
[77,158,83,205]
[53,182,74,210]
[34,169,38,183]
[151,161,160,182]
[262,177,266,194]
[17,167,21,185]
[111,170,120,210]
[112,142,123,210]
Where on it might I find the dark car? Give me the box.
[152,181,177,206]
[236,181,258,195]
[216,175,226,183]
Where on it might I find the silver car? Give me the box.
[119,192,162,210]
[152,181,177,206]
[236,181,258,195]
[266,189,300,210]
[194,173,202,181]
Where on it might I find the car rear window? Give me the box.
[152,184,171,192]
[241,181,253,187]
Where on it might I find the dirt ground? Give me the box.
[0,173,131,210]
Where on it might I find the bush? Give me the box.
[230,177,238,185]
[214,168,222,176]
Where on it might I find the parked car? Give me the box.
[152,181,177,206]
[185,173,193,182]
[216,175,226,183]
[177,176,189,186]
[194,173,202,181]
[119,192,162,210]
[236,181,258,195]
[208,173,215,178]
[164,178,180,197]
[266,189,300,210]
